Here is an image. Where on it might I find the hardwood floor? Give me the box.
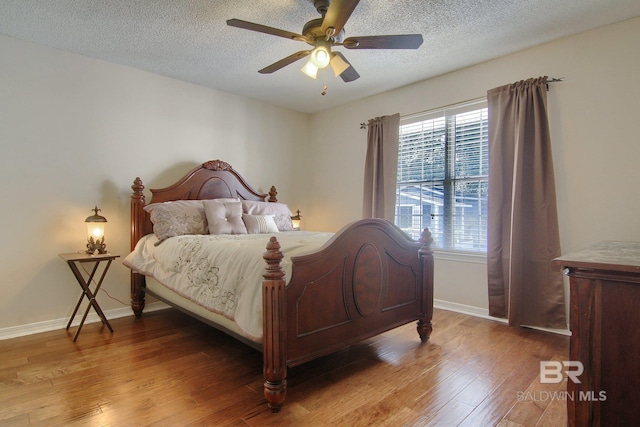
[0,308,568,426]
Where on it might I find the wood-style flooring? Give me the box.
[0,308,569,426]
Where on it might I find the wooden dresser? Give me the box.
[552,241,640,427]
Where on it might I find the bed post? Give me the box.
[268,185,278,202]
[262,236,287,412]
[130,177,146,317]
[417,227,434,343]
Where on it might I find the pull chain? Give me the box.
[321,68,328,96]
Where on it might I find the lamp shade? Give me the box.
[291,210,302,230]
[85,206,107,254]
[330,53,350,77]
[310,45,330,68]
[301,59,319,79]
[87,221,105,240]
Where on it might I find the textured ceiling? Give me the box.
[1,0,639,113]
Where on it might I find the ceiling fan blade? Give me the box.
[258,50,312,74]
[343,34,424,49]
[321,0,360,36]
[227,19,308,42]
[333,52,360,82]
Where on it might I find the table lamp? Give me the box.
[85,206,107,254]
[291,210,302,230]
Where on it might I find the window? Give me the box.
[395,99,488,252]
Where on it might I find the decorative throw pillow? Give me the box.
[241,200,294,231]
[203,200,247,235]
[242,214,279,234]
[144,200,208,243]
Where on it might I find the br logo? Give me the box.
[540,361,584,384]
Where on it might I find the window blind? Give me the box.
[396,99,488,252]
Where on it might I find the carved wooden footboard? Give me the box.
[262,219,433,412]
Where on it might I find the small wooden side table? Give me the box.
[59,252,119,341]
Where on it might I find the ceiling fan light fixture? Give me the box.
[228,0,423,83]
[330,53,350,77]
[309,41,331,68]
[301,59,319,79]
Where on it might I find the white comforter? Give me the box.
[124,231,333,340]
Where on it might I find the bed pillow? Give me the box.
[211,197,240,203]
[144,200,207,243]
[242,214,279,234]
[203,200,247,235]
[241,201,294,231]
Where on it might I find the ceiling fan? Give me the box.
[227,0,423,82]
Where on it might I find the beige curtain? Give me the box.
[363,113,400,221]
[487,77,566,329]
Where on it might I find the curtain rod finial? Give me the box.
[545,77,565,91]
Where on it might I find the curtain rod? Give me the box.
[545,77,564,90]
[360,77,564,129]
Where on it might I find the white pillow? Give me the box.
[241,201,294,231]
[242,214,279,234]
[203,200,247,235]
[212,197,240,203]
[144,200,207,243]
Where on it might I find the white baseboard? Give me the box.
[434,299,570,336]
[434,299,502,321]
[0,301,170,341]
[2,299,568,341]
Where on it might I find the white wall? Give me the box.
[306,17,640,312]
[0,35,310,331]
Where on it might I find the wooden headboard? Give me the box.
[130,159,277,251]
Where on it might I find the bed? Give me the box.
[126,159,434,412]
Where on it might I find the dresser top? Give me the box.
[551,241,640,273]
